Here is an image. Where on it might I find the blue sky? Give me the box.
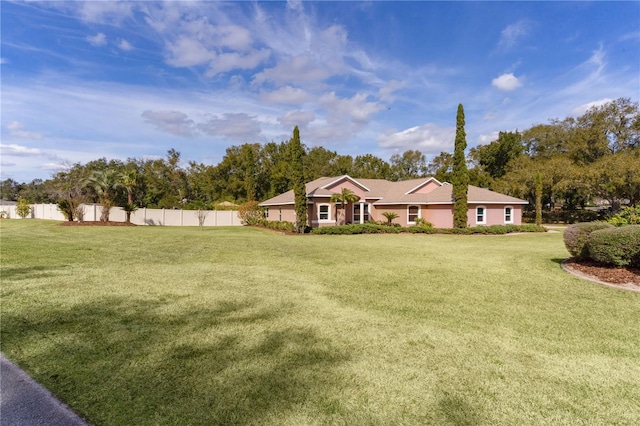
[2,1,639,182]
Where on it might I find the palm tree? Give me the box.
[382,211,399,226]
[84,169,122,222]
[329,188,360,225]
[120,170,139,223]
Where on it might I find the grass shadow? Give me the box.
[0,265,70,281]
[437,392,483,426]
[1,296,350,425]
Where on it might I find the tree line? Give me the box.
[1,98,638,216]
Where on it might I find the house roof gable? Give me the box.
[259,176,528,207]
[320,175,371,192]
[404,177,443,195]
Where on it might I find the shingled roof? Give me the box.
[259,175,528,206]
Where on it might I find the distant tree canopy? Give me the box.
[2,98,637,214]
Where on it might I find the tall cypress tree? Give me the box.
[535,171,543,226]
[452,104,469,228]
[290,126,308,233]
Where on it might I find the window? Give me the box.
[504,206,513,224]
[278,207,282,221]
[476,206,486,225]
[408,205,420,224]
[264,208,269,219]
[318,204,330,221]
[353,203,370,223]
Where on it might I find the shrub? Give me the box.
[414,218,433,228]
[312,224,403,235]
[607,205,640,227]
[406,225,438,234]
[238,201,264,225]
[588,226,640,266]
[314,224,546,236]
[247,217,296,233]
[381,212,399,226]
[522,209,604,224]
[563,222,614,259]
[16,197,31,219]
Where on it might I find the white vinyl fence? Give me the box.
[0,203,241,226]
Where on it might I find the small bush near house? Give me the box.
[413,218,433,228]
[588,225,640,267]
[563,222,614,259]
[249,218,296,233]
[237,201,264,225]
[607,205,640,227]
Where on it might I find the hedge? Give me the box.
[246,218,296,233]
[563,222,614,259]
[588,226,640,267]
[311,224,546,235]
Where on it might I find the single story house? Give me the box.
[259,175,528,228]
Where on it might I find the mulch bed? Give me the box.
[59,221,136,227]
[564,258,640,286]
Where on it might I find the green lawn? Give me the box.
[1,220,639,425]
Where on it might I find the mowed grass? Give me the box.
[1,220,639,425]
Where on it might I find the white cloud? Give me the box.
[0,57,8,65]
[571,98,613,116]
[118,39,133,51]
[207,49,271,76]
[378,80,406,103]
[492,73,522,91]
[319,92,383,125]
[498,20,532,49]
[141,111,197,137]
[278,110,315,128]
[253,53,341,86]
[77,1,133,24]
[41,162,68,171]
[6,121,43,139]
[0,143,43,156]
[377,123,455,154]
[165,36,216,67]
[86,32,107,47]
[212,25,254,52]
[477,131,500,145]
[260,86,312,105]
[198,113,261,142]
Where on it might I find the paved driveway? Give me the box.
[1,355,90,426]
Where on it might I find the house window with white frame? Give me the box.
[353,203,370,223]
[504,206,513,224]
[264,208,269,219]
[278,207,282,221]
[476,206,486,225]
[318,204,331,221]
[408,205,420,224]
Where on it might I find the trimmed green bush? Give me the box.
[312,224,404,235]
[588,225,640,266]
[563,222,614,259]
[247,218,296,232]
[312,224,546,236]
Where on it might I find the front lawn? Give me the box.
[1,220,638,425]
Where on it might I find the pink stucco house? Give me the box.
[259,175,528,228]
